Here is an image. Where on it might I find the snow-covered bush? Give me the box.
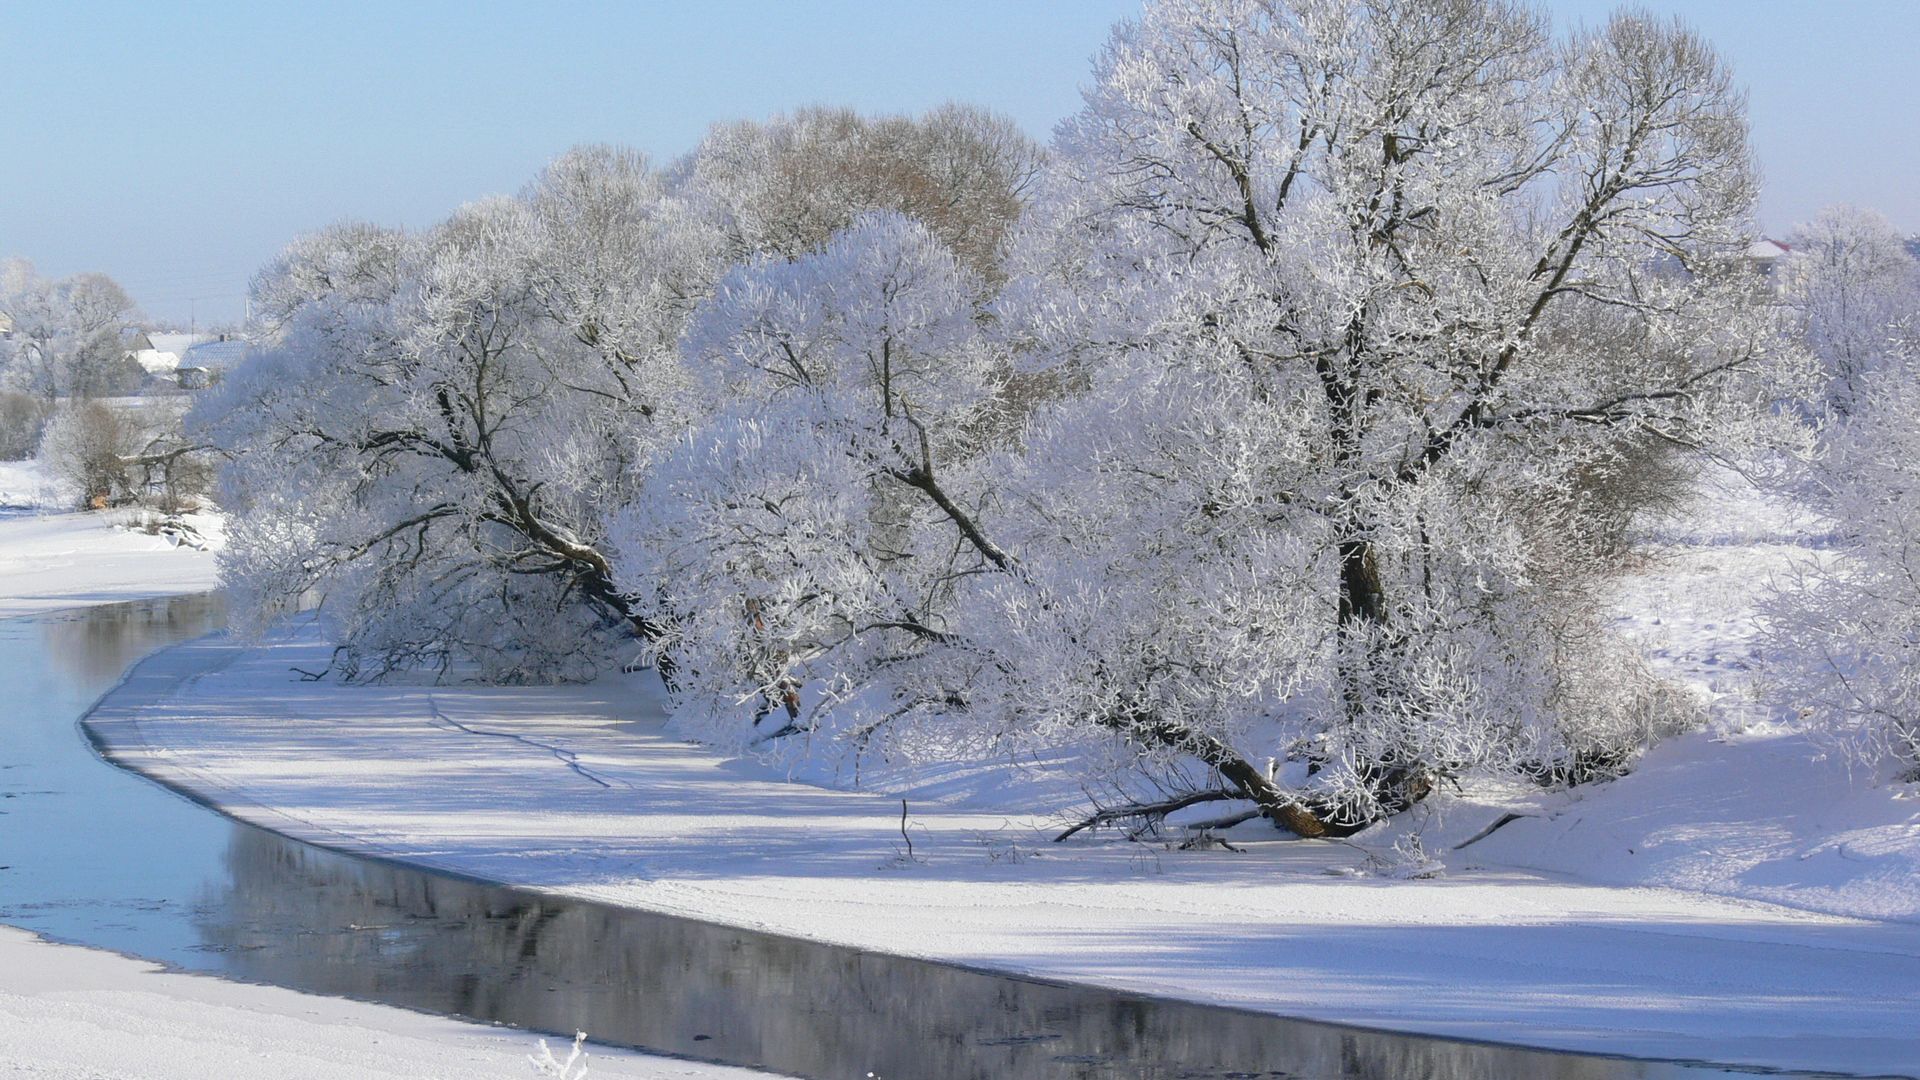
[41,400,214,512]
[39,400,146,509]
[1764,367,1920,774]
[528,1031,590,1078]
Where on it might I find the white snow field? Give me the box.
[0,459,220,618]
[79,473,1920,1078]
[0,924,773,1080]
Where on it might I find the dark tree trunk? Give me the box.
[1337,537,1388,626]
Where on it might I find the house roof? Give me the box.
[178,339,250,371]
[1746,238,1791,259]
[147,332,221,357]
[131,348,181,374]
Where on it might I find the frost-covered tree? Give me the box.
[629,0,1803,836]
[1764,364,1920,775]
[199,148,723,680]
[612,212,1005,741]
[1779,204,1920,415]
[985,0,1804,833]
[0,261,143,401]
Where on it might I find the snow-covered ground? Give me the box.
[1460,471,1920,923]
[0,459,220,618]
[77,473,1920,1078]
[0,924,773,1080]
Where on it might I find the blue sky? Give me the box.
[4,1,1916,327]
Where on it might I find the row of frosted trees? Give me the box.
[204,0,1908,837]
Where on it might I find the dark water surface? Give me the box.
[0,596,1869,1080]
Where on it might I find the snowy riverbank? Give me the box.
[0,924,773,1080]
[0,459,220,618]
[0,461,783,1080]
[78,473,1920,1079]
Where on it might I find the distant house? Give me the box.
[1745,238,1791,275]
[127,331,222,377]
[176,338,250,388]
[0,311,13,339]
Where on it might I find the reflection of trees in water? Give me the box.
[37,593,224,687]
[201,829,1690,1080]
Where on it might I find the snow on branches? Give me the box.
[200,149,719,680]
[205,0,1817,831]
[1764,331,1920,774]
[971,0,1801,831]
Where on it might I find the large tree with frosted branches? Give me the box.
[991,0,1806,832]
[630,0,1805,835]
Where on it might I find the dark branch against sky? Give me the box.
[4,0,1914,327]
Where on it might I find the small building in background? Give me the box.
[1745,238,1792,275]
[176,338,251,389]
[125,332,226,379]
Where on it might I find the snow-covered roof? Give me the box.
[1746,238,1791,260]
[131,348,181,374]
[147,332,221,357]
[178,339,250,372]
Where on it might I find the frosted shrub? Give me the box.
[39,400,145,509]
[529,1031,589,1079]
[1765,369,1920,774]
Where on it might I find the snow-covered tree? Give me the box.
[612,212,1005,742]
[1764,364,1920,774]
[0,261,143,400]
[199,148,723,680]
[677,104,1044,283]
[983,0,1805,833]
[1779,204,1920,415]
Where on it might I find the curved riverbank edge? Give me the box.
[80,625,1920,1080]
[1,599,775,1080]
